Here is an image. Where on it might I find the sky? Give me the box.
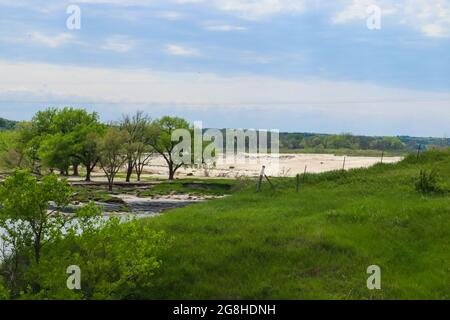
[0,0,449,137]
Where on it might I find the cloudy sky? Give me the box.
[0,0,449,136]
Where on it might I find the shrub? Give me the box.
[20,218,170,300]
[415,169,442,194]
[0,280,9,300]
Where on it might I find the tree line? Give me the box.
[280,132,405,151]
[0,108,192,190]
[280,132,450,152]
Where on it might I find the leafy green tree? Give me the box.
[148,116,191,180]
[0,129,25,169]
[0,171,70,294]
[39,133,72,175]
[45,108,104,179]
[0,172,72,264]
[98,127,128,191]
[26,219,169,300]
[0,122,45,173]
[70,124,104,181]
[30,108,59,135]
[0,170,101,297]
[119,111,152,182]
[134,141,154,182]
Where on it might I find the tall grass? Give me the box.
[139,149,450,299]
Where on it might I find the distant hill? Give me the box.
[0,117,17,130]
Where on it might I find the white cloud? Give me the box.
[165,44,199,56]
[332,0,388,24]
[332,0,450,38]
[204,24,247,31]
[0,60,448,112]
[76,0,155,5]
[421,23,448,37]
[101,35,136,53]
[155,11,185,20]
[214,0,307,20]
[28,32,74,48]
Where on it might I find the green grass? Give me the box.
[280,147,408,157]
[136,179,234,197]
[138,149,450,300]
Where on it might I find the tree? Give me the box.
[148,116,191,180]
[119,111,152,182]
[134,139,154,182]
[0,108,104,179]
[39,133,72,175]
[0,117,17,130]
[0,171,72,294]
[42,108,104,180]
[51,107,103,176]
[98,127,128,191]
[0,109,59,174]
[0,170,106,298]
[15,122,42,173]
[25,219,168,300]
[70,123,104,181]
[0,129,30,170]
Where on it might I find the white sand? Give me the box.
[137,153,402,178]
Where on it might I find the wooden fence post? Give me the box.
[256,165,265,192]
[342,157,346,170]
[264,173,275,190]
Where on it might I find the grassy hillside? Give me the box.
[141,149,450,300]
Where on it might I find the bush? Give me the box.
[0,170,170,300]
[415,169,442,194]
[0,280,9,300]
[21,218,170,300]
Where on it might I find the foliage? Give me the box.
[0,117,17,130]
[0,280,9,300]
[0,108,104,179]
[22,219,169,300]
[148,116,191,180]
[415,169,442,194]
[119,111,153,182]
[280,132,407,152]
[0,170,169,300]
[37,108,105,180]
[98,127,129,191]
[39,133,73,174]
[0,171,101,297]
[139,149,450,300]
[0,123,41,172]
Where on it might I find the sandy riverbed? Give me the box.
[123,153,403,179]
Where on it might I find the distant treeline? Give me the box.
[0,117,17,130]
[1,115,448,152]
[280,132,450,152]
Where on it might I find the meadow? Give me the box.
[0,107,448,299]
[137,149,450,299]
